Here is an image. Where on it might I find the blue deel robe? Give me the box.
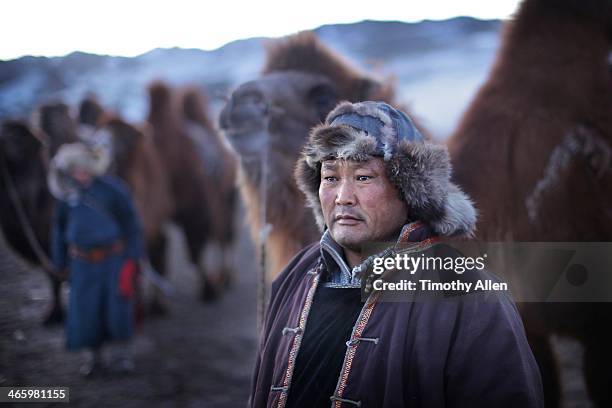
[50,175,143,351]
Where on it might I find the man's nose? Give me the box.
[335,180,356,206]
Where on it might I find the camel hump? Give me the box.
[34,101,78,153]
[147,80,183,131]
[104,116,143,141]
[180,86,214,131]
[78,94,104,127]
[264,32,359,80]
[263,31,392,103]
[148,80,172,99]
[36,101,72,132]
[147,81,173,114]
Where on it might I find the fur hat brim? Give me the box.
[47,142,109,200]
[295,124,477,237]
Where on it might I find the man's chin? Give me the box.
[330,227,368,250]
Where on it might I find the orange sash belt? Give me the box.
[69,240,124,263]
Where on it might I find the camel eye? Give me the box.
[308,84,338,122]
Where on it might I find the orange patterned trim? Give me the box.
[416,236,440,250]
[332,291,381,407]
[276,266,321,408]
[399,220,424,242]
[396,235,440,255]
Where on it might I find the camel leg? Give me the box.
[205,240,232,289]
[43,276,64,325]
[182,223,220,302]
[221,241,234,289]
[584,326,612,407]
[147,234,168,315]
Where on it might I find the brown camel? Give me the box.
[447,0,612,406]
[147,81,227,300]
[180,86,238,286]
[0,120,62,324]
[219,32,402,280]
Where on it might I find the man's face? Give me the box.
[70,166,93,187]
[319,158,409,251]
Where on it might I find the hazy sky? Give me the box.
[1,0,522,60]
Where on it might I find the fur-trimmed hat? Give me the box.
[294,101,477,237]
[48,142,110,200]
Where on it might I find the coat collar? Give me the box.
[320,220,435,288]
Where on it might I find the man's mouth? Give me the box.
[334,214,363,226]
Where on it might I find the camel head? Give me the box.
[219,32,394,176]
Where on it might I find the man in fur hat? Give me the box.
[249,101,543,407]
[49,142,143,377]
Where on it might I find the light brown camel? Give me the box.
[180,86,238,286]
[219,32,403,280]
[147,81,227,300]
[447,0,612,406]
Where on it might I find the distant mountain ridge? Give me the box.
[0,17,502,138]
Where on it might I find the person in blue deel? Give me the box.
[48,142,143,377]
